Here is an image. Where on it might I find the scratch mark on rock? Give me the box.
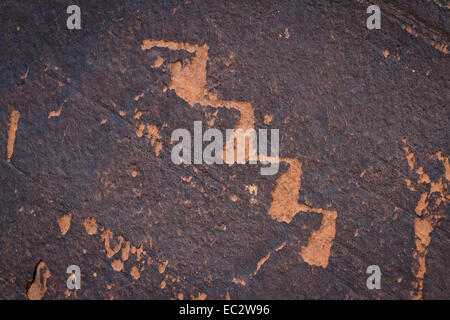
[252,252,271,276]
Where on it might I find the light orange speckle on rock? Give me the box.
[83,217,98,235]
[232,278,246,286]
[134,109,143,119]
[264,114,273,124]
[284,28,290,39]
[48,105,62,118]
[191,292,207,300]
[145,124,162,156]
[158,260,169,274]
[121,241,130,261]
[130,266,140,280]
[111,259,124,272]
[7,110,20,163]
[153,56,164,68]
[136,123,145,137]
[134,92,144,101]
[57,213,72,236]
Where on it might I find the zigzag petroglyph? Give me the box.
[141,39,338,269]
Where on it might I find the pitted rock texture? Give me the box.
[0,0,448,299]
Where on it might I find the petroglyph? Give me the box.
[191,292,207,300]
[7,110,20,163]
[26,260,51,300]
[141,40,255,160]
[232,278,246,286]
[252,252,271,277]
[265,157,337,267]
[48,105,62,118]
[83,216,98,235]
[145,124,163,156]
[300,209,337,267]
[101,229,124,259]
[136,122,163,156]
[134,92,144,101]
[402,139,449,300]
[158,260,169,274]
[141,39,338,271]
[111,259,124,272]
[80,215,158,285]
[57,213,72,236]
[121,241,131,261]
[130,266,140,280]
[152,56,164,68]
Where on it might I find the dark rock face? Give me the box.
[0,0,448,300]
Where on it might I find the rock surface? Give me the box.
[0,0,448,299]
